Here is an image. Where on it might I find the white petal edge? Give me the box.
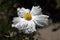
[12,17,22,24]
[12,18,28,30]
[24,20,36,34]
[32,15,49,27]
[12,19,36,34]
[30,6,42,16]
[17,8,30,17]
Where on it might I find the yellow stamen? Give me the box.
[23,12,32,20]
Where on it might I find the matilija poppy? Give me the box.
[12,6,49,34]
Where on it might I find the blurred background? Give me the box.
[0,0,60,40]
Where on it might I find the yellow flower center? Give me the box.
[23,12,32,20]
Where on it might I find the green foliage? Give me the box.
[56,0,60,5]
[0,0,17,12]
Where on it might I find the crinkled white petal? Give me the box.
[23,20,36,34]
[12,17,36,34]
[12,18,28,30]
[30,6,42,16]
[12,17,22,24]
[17,8,30,17]
[32,15,49,27]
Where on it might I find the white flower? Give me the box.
[12,6,49,34]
